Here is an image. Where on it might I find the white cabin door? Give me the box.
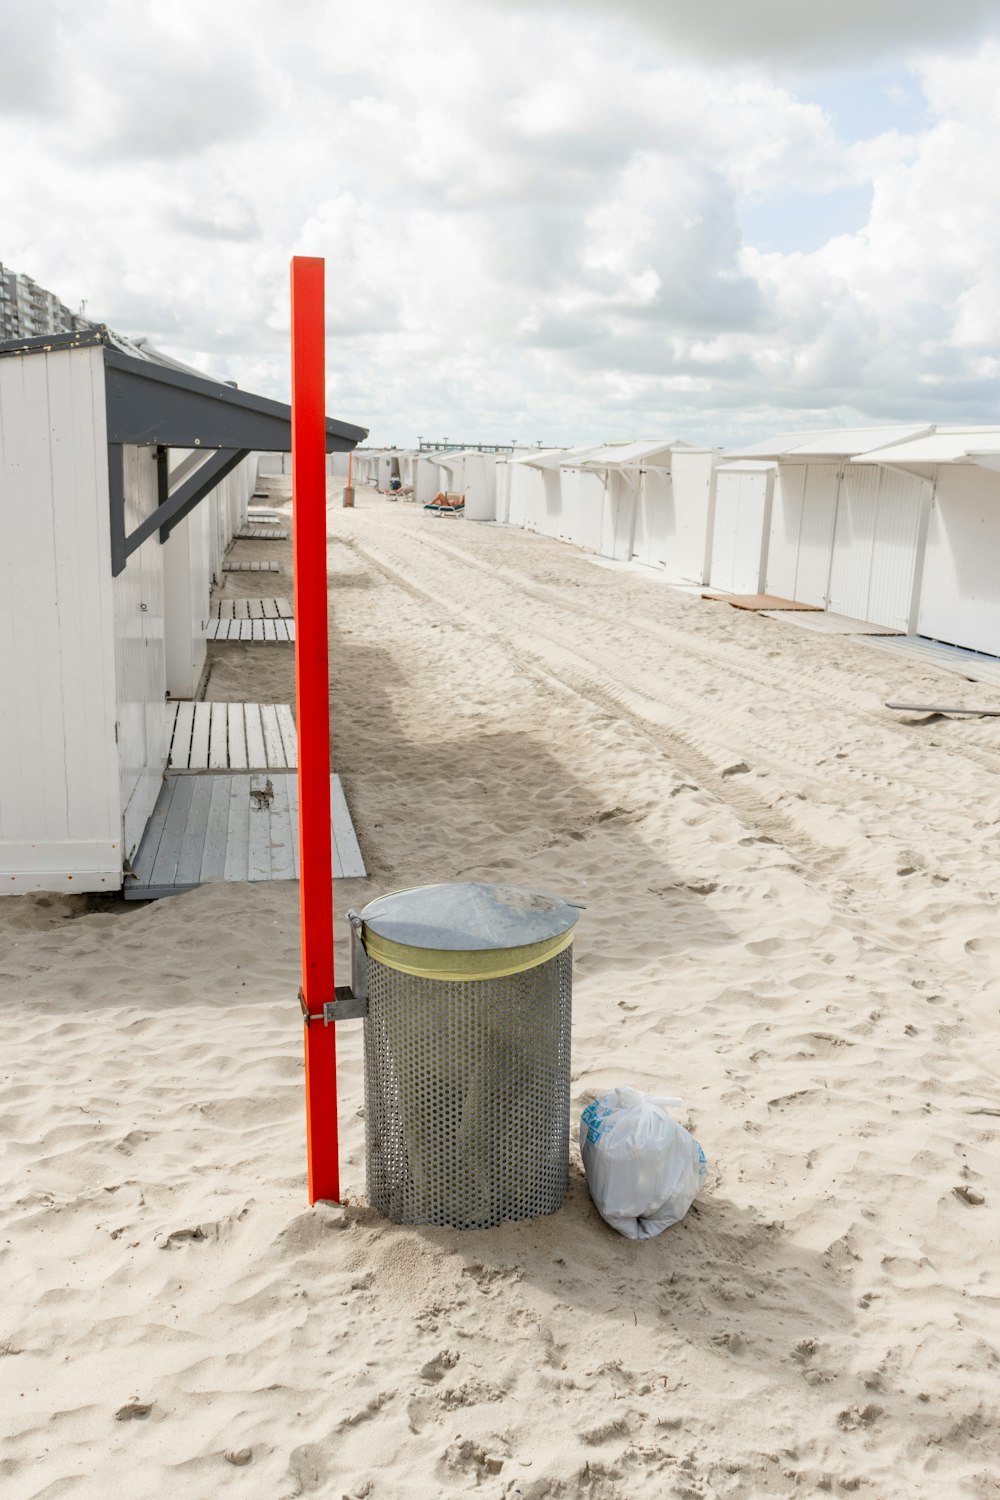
[793,463,840,606]
[829,466,927,628]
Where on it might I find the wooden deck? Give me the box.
[167,702,297,770]
[223,560,280,573]
[236,526,289,540]
[863,635,1000,688]
[702,592,822,611]
[247,509,281,523]
[204,618,295,641]
[207,597,293,620]
[126,773,366,899]
[760,610,902,636]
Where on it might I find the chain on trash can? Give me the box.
[354,883,578,1230]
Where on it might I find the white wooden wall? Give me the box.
[828,465,929,630]
[114,445,167,865]
[917,464,1000,655]
[559,467,605,552]
[0,345,122,890]
[415,457,443,504]
[494,460,511,524]
[766,462,841,606]
[599,471,635,560]
[464,453,497,521]
[667,451,717,584]
[632,469,672,569]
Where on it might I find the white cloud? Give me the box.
[2,2,1000,445]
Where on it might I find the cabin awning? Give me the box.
[726,424,932,461]
[0,326,368,574]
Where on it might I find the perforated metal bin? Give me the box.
[357,883,578,1230]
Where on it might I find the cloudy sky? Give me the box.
[3,0,1000,447]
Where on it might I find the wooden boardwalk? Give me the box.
[167,702,297,770]
[761,610,902,636]
[223,560,280,573]
[204,618,295,641]
[126,773,365,899]
[247,508,281,523]
[236,526,289,540]
[207,597,293,620]
[864,635,1000,688]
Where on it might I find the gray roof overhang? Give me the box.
[0,326,368,573]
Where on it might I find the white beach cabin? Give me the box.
[851,427,1000,655]
[0,325,366,893]
[576,441,719,579]
[726,426,934,627]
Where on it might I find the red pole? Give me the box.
[346,448,353,507]
[290,256,339,1205]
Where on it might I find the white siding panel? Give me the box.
[794,463,840,606]
[766,464,806,598]
[667,451,716,584]
[561,468,605,553]
[709,470,772,594]
[632,470,672,569]
[829,465,880,621]
[829,466,927,629]
[0,345,120,889]
[599,471,636,560]
[868,469,928,630]
[114,445,167,862]
[917,464,1000,656]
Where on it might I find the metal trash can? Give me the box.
[358,882,578,1229]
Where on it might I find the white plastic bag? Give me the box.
[580,1087,707,1240]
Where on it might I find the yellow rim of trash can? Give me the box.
[362,927,574,983]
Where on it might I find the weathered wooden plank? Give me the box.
[267,775,295,880]
[190,702,210,768]
[276,598,294,618]
[331,774,366,877]
[247,776,273,880]
[128,776,175,886]
[276,704,297,763]
[176,775,214,884]
[252,619,266,642]
[260,704,285,766]
[223,560,280,573]
[224,777,251,880]
[288,773,300,878]
[244,703,267,767]
[200,776,232,880]
[209,701,228,769]
[249,598,264,619]
[237,526,289,539]
[150,772,195,885]
[228,701,248,768]
[124,768,364,896]
[169,700,195,769]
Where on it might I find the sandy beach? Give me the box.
[2,484,999,1500]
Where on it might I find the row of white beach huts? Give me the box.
[0,325,365,894]
[354,426,1000,658]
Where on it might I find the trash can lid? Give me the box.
[359,883,580,980]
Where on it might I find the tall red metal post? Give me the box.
[290,256,339,1205]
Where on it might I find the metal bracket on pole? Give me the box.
[298,913,369,1025]
[299,986,368,1025]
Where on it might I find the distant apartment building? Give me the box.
[0,263,92,341]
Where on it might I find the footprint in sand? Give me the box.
[420,1350,460,1383]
